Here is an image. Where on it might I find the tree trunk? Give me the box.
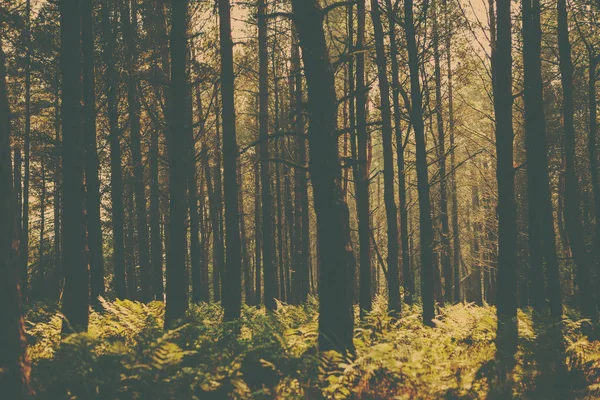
[557,0,596,319]
[0,38,33,398]
[254,154,262,304]
[39,163,46,285]
[21,0,31,302]
[432,1,453,304]
[239,161,253,305]
[165,0,190,327]
[587,53,600,294]
[195,84,210,303]
[188,84,203,304]
[258,0,278,311]
[82,0,105,309]
[125,179,138,300]
[370,0,401,314]
[53,79,62,300]
[218,0,242,321]
[494,0,518,355]
[292,0,356,354]
[102,2,126,300]
[521,0,562,317]
[355,0,373,315]
[404,0,435,325]
[59,0,89,333]
[122,0,152,302]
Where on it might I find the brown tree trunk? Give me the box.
[292,0,356,354]
[0,38,33,399]
[218,0,242,321]
[59,0,89,333]
[21,0,31,302]
[404,0,435,325]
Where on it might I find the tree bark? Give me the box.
[292,0,356,354]
[0,37,33,399]
[59,0,89,333]
[122,0,152,302]
[404,0,435,325]
[21,0,31,302]
[219,0,242,321]
[494,0,518,355]
[370,0,401,314]
[165,0,190,327]
[82,0,105,309]
[557,0,596,319]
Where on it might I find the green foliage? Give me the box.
[27,296,600,399]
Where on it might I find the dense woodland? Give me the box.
[1,0,600,398]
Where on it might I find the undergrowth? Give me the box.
[26,295,600,399]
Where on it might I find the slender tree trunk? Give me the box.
[188,85,203,304]
[82,0,105,309]
[125,180,138,300]
[0,38,33,398]
[165,0,190,327]
[21,0,31,302]
[218,0,242,321]
[195,84,210,303]
[557,0,596,319]
[354,0,373,315]
[587,54,600,289]
[432,1,453,303]
[239,161,253,305]
[122,0,152,302]
[385,0,414,305]
[39,163,46,282]
[149,0,169,302]
[292,0,356,354]
[258,0,278,311]
[254,154,262,304]
[59,0,89,333]
[404,0,435,325]
[102,3,126,300]
[204,147,224,303]
[53,80,62,300]
[214,87,225,301]
[494,0,518,356]
[370,0,401,314]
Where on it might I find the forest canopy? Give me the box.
[0,0,599,398]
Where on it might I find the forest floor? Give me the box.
[26,296,600,399]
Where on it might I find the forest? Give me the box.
[1,0,600,398]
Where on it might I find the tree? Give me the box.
[258,0,277,311]
[0,34,33,399]
[521,0,562,317]
[59,0,89,334]
[291,0,356,353]
[494,0,518,356]
[102,2,126,300]
[404,0,435,325]
[557,0,596,319]
[82,0,104,309]
[219,0,242,321]
[370,0,401,314]
[165,0,189,328]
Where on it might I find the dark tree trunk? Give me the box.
[292,0,356,354]
[432,1,453,303]
[204,146,224,303]
[195,84,210,303]
[239,161,253,305]
[258,0,278,311]
[385,0,414,305]
[404,0,435,325]
[214,87,225,301]
[218,0,242,321]
[125,180,138,300]
[53,77,62,300]
[521,0,562,317]
[0,38,33,399]
[494,0,518,355]
[557,0,597,319]
[355,0,373,315]
[254,154,262,305]
[21,0,31,302]
[370,0,401,314]
[102,3,126,300]
[188,85,203,304]
[39,164,46,284]
[59,0,89,333]
[165,0,190,327]
[149,0,169,302]
[82,0,105,309]
[587,53,600,296]
[122,0,152,302]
